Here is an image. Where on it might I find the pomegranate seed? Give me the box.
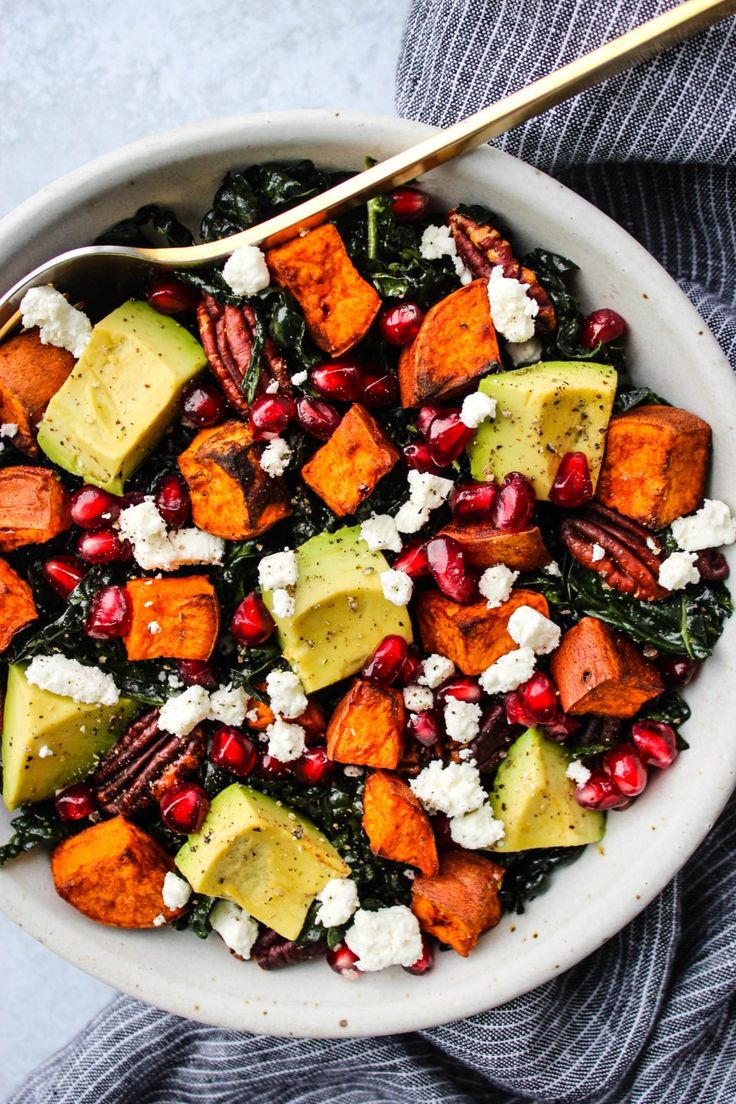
[388,185,430,223]
[160,783,210,834]
[182,379,227,427]
[147,277,200,315]
[426,536,479,603]
[437,677,482,704]
[122,490,146,510]
[403,934,435,976]
[518,672,558,725]
[379,302,423,346]
[362,635,409,685]
[392,539,430,578]
[407,710,441,746]
[293,746,334,786]
[326,944,361,979]
[178,659,218,688]
[432,813,455,849]
[43,555,86,600]
[154,474,191,528]
[210,726,257,777]
[492,472,536,532]
[70,486,121,530]
[249,393,296,440]
[575,770,627,810]
[631,720,678,770]
[231,593,275,646]
[549,452,593,508]
[416,403,448,438]
[361,371,399,408]
[657,656,700,687]
[542,709,579,741]
[505,688,537,727]
[694,549,729,581]
[426,412,474,467]
[450,480,498,520]
[296,397,341,441]
[397,653,423,686]
[55,783,97,821]
[84,585,132,639]
[403,442,446,474]
[311,361,363,403]
[77,528,132,564]
[258,752,290,777]
[580,308,627,348]
[602,744,648,797]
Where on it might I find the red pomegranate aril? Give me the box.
[403,935,435,976]
[70,485,121,530]
[631,720,678,770]
[231,592,275,647]
[258,752,290,778]
[518,672,558,725]
[437,676,482,704]
[416,403,448,438]
[432,813,455,849]
[542,709,579,741]
[77,527,132,564]
[85,585,132,640]
[575,770,627,811]
[361,371,399,408]
[379,302,424,346]
[249,393,296,440]
[602,744,648,797]
[326,944,361,979]
[182,379,227,426]
[362,634,409,685]
[55,783,97,822]
[427,412,474,467]
[154,474,191,528]
[504,689,537,728]
[160,783,210,834]
[392,539,430,579]
[296,397,341,441]
[311,361,363,402]
[694,549,729,581]
[492,472,536,532]
[549,452,593,508]
[122,490,146,510]
[403,442,445,474]
[210,726,257,778]
[43,555,86,600]
[657,656,700,688]
[580,308,627,348]
[178,659,218,689]
[426,536,479,604]
[388,185,430,223]
[397,653,423,686]
[407,710,441,747]
[293,746,335,786]
[147,276,200,316]
[450,480,499,520]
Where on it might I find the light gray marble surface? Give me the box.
[0,1,408,1097]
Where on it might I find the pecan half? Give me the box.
[250,927,327,970]
[449,209,556,334]
[197,294,291,416]
[92,708,205,817]
[560,502,668,602]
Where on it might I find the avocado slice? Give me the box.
[176,784,349,940]
[1,663,138,810]
[37,301,206,493]
[489,728,605,851]
[262,525,413,693]
[467,361,617,500]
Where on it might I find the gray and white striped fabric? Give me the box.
[13,3,736,1102]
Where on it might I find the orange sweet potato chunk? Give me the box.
[0,331,75,456]
[417,589,549,675]
[301,403,399,516]
[0,466,71,552]
[124,575,220,661]
[438,521,551,572]
[178,420,292,540]
[398,280,501,407]
[266,223,381,356]
[412,851,504,956]
[52,817,185,929]
[362,770,439,876]
[326,678,405,769]
[0,557,36,650]
[245,691,325,739]
[550,616,663,718]
[596,405,711,529]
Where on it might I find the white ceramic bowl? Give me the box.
[1,111,735,1038]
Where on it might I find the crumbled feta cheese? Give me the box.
[403,684,435,713]
[258,549,298,590]
[449,803,505,848]
[271,588,296,619]
[0,423,18,438]
[147,621,161,635]
[407,470,454,510]
[316,878,359,927]
[487,265,539,343]
[591,543,605,562]
[20,286,92,358]
[394,501,431,534]
[566,760,592,786]
[158,685,211,736]
[506,336,543,367]
[208,685,249,727]
[409,760,487,818]
[118,499,166,543]
[290,370,308,387]
[153,913,167,927]
[222,245,270,297]
[265,717,306,762]
[266,669,307,719]
[343,765,364,778]
[381,569,413,606]
[25,655,119,706]
[646,537,660,553]
[38,745,54,758]
[671,499,736,552]
[360,513,403,553]
[265,379,279,394]
[658,550,700,591]
[418,225,472,284]
[507,605,561,655]
[460,391,497,429]
[479,564,518,609]
[117,498,224,570]
[259,437,292,477]
[419,653,455,689]
[210,900,259,959]
[544,561,562,577]
[162,871,192,911]
[164,528,224,568]
[444,698,481,744]
[479,646,537,695]
[344,905,422,972]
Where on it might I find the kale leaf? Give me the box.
[0,803,67,867]
[95,204,194,248]
[497,846,585,914]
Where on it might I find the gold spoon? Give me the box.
[1,0,733,343]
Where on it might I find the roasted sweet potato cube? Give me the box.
[245,689,326,740]
[178,420,292,540]
[301,403,399,516]
[0,466,71,552]
[411,851,504,956]
[550,616,663,717]
[0,557,36,650]
[51,816,184,929]
[438,521,551,571]
[266,224,381,357]
[398,280,501,407]
[124,575,220,661]
[596,405,711,528]
[0,331,75,456]
[362,770,439,875]
[326,678,405,768]
[417,589,549,675]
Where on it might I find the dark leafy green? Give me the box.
[497,846,585,914]
[0,803,67,867]
[175,894,216,939]
[640,690,691,729]
[96,204,194,249]
[614,386,669,414]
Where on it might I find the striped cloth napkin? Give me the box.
[13,2,736,1101]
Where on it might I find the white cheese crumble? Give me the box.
[265,379,279,394]
[210,900,259,960]
[507,605,561,655]
[544,561,562,577]
[506,336,543,367]
[38,745,54,758]
[259,437,292,477]
[265,669,307,719]
[117,498,224,571]
[443,698,481,744]
[25,655,119,706]
[419,224,472,285]
[270,588,296,619]
[394,501,431,535]
[658,550,700,591]
[479,646,537,695]
[418,653,455,689]
[407,470,454,510]
[403,684,435,713]
[208,685,249,727]
[409,760,487,818]
[479,564,518,609]
[360,513,403,554]
[265,717,306,762]
[671,499,736,552]
[222,245,271,297]
[258,548,298,590]
[591,543,605,562]
[153,914,167,927]
[380,568,414,606]
[147,621,161,635]
[162,871,192,911]
[20,286,92,358]
[460,391,497,429]
[158,685,211,736]
[566,759,592,786]
[290,370,308,387]
[449,803,505,849]
[0,423,18,438]
[315,878,359,928]
[487,265,539,343]
[344,905,422,972]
